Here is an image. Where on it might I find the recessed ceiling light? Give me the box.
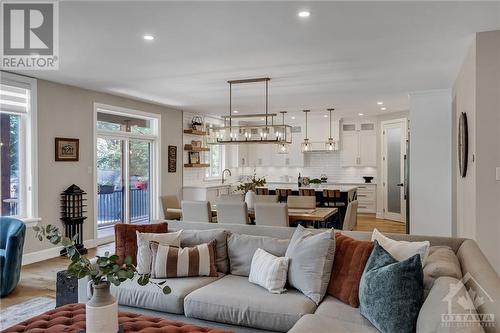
[233,110,239,113]
[358,113,364,116]
[298,11,310,18]
[291,116,296,120]
[377,101,383,105]
[143,34,154,41]
[380,107,387,111]
[323,114,328,118]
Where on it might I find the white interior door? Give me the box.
[382,119,407,222]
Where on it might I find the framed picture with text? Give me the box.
[55,137,79,161]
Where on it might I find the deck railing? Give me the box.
[97,188,149,227]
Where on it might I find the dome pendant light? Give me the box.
[325,108,337,151]
[278,111,289,154]
[301,110,311,152]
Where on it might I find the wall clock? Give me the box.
[458,112,469,178]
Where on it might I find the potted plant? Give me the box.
[236,170,266,209]
[309,178,322,188]
[33,225,170,333]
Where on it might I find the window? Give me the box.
[0,73,37,221]
[205,144,223,179]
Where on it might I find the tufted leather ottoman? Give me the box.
[2,303,232,333]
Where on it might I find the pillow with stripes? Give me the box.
[248,248,290,294]
[149,240,218,278]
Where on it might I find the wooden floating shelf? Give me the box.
[184,129,207,136]
[184,163,210,168]
[184,145,210,152]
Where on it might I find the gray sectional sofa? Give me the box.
[78,220,500,332]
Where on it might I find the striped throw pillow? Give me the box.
[149,240,218,278]
[248,248,289,294]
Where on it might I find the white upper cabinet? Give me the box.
[341,119,377,167]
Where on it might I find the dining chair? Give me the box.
[217,193,244,203]
[254,194,279,203]
[254,203,288,227]
[161,195,181,220]
[216,202,249,224]
[181,200,213,222]
[299,188,316,196]
[342,200,358,231]
[276,188,293,203]
[287,195,316,209]
[255,188,269,195]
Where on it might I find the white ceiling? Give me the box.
[18,1,500,118]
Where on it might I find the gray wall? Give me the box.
[24,79,183,254]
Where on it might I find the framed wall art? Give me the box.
[55,137,79,161]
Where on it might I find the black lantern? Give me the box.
[60,184,88,255]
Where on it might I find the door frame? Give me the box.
[93,103,161,244]
[381,118,407,223]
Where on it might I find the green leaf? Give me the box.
[158,281,166,285]
[124,256,133,265]
[61,237,73,247]
[162,285,172,295]
[137,275,149,286]
[33,226,40,232]
[108,255,118,263]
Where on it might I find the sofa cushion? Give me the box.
[285,225,336,304]
[372,228,430,265]
[417,276,485,333]
[289,314,378,333]
[248,248,289,294]
[184,275,317,332]
[136,230,182,275]
[179,229,229,273]
[114,223,168,265]
[315,296,377,329]
[423,246,462,295]
[359,240,424,333]
[111,273,223,314]
[328,233,373,307]
[227,233,289,276]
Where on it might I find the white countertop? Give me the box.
[183,183,233,189]
[265,181,376,185]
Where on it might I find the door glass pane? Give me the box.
[0,113,21,216]
[387,127,401,214]
[129,140,150,224]
[97,138,124,238]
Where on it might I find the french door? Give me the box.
[381,119,407,223]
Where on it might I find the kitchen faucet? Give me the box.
[222,168,232,184]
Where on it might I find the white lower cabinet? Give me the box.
[354,184,377,213]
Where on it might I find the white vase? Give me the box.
[245,190,256,210]
[86,282,119,333]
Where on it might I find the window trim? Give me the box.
[93,103,161,243]
[0,72,38,226]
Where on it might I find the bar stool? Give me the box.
[256,188,269,195]
[298,188,315,196]
[276,188,292,203]
[323,189,344,226]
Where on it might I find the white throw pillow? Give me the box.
[136,230,182,274]
[248,248,289,294]
[371,228,429,264]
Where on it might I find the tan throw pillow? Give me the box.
[149,240,218,278]
[136,230,182,275]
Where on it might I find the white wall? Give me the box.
[24,79,183,259]
[453,30,500,274]
[409,90,453,236]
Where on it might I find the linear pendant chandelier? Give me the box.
[208,78,292,145]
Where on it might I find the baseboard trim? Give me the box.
[376,212,384,219]
[22,239,98,266]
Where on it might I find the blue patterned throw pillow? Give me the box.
[359,240,424,333]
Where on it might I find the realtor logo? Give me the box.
[1,1,59,70]
[441,273,495,328]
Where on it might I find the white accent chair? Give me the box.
[254,203,289,227]
[254,194,279,203]
[217,193,244,203]
[216,202,249,224]
[287,195,316,209]
[342,200,358,231]
[181,200,212,222]
[161,195,181,220]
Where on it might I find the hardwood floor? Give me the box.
[0,215,404,310]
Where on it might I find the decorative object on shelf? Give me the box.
[301,110,312,152]
[458,112,468,178]
[188,151,200,164]
[277,111,290,154]
[60,184,88,256]
[55,137,79,161]
[324,108,338,151]
[320,174,328,183]
[191,140,202,148]
[208,78,292,145]
[191,116,204,131]
[168,145,177,173]
[363,176,374,183]
[32,224,171,333]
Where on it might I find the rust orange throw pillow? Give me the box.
[114,223,168,265]
[327,233,374,307]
